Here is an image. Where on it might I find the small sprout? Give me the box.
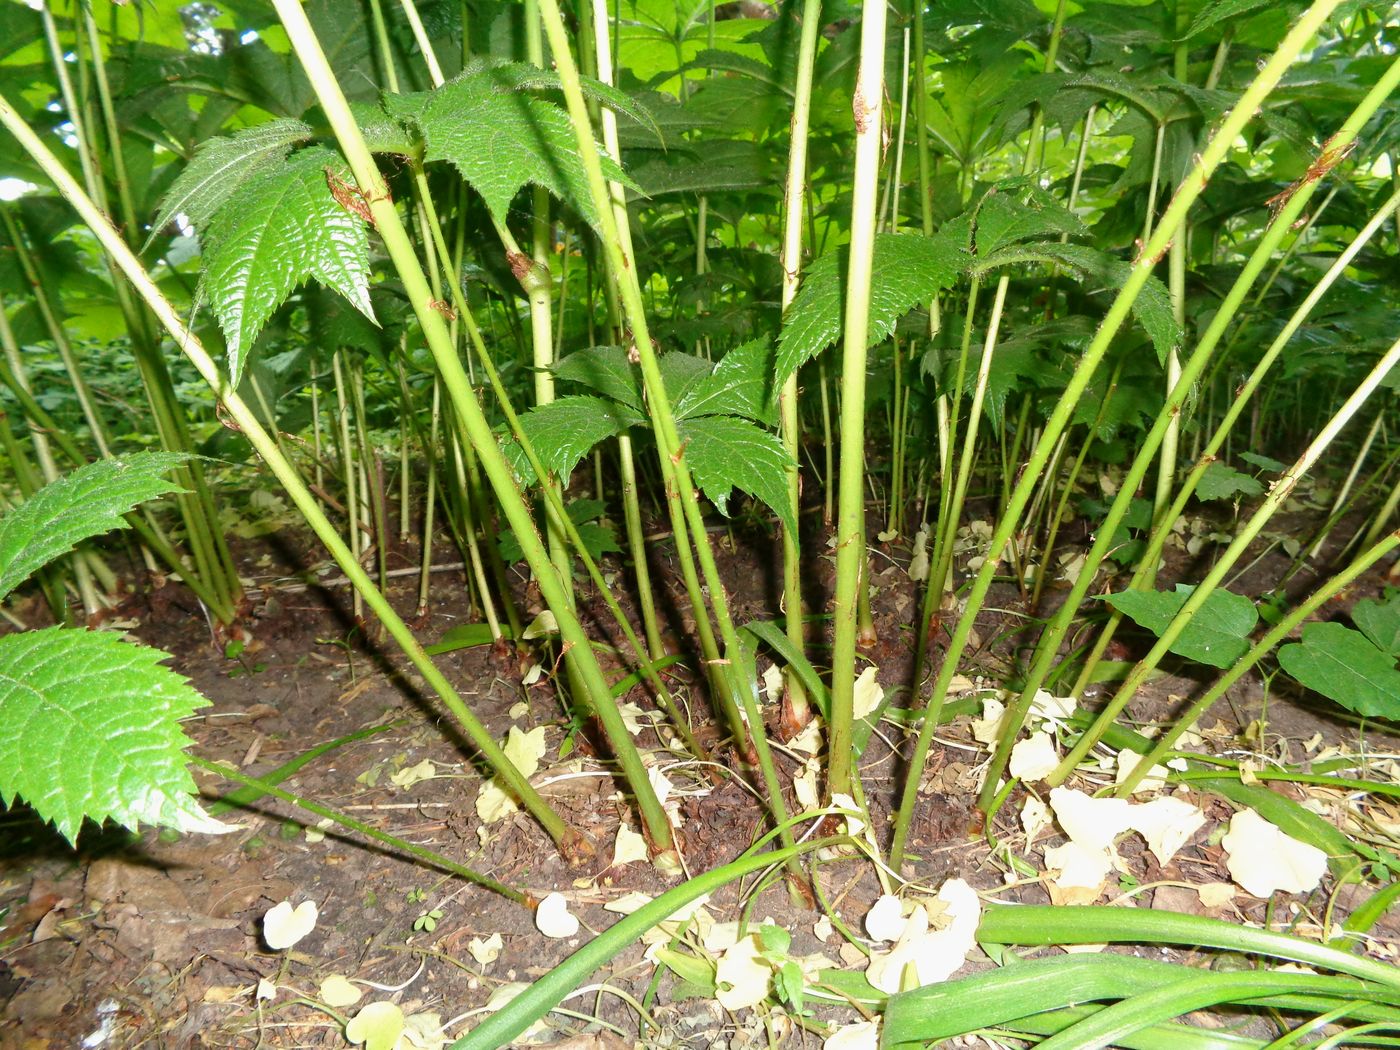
[262,899,318,950]
[535,892,579,938]
[406,887,427,904]
[413,908,444,933]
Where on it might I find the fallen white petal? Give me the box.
[1221,809,1328,897]
[467,932,502,966]
[971,697,1007,745]
[319,974,361,1008]
[1113,750,1169,794]
[612,824,649,867]
[824,1019,881,1050]
[762,663,784,702]
[535,892,580,939]
[1044,841,1112,905]
[1130,795,1205,866]
[262,900,318,950]
[1009,731,1059,781]
[715,934,771,1011]
[852,666,883,720]
[1020,794,1052,844]
[1050,787,1135,851]
[864,894,905,942]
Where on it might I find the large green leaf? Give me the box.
[0,628,231,844]
[1278,623,1400,720]
[678,415,795,534]
[554,346,645,412]
[0,453,190,603]
[777,231,968,387]
[148,118,312,245]
[1103,585,1257,669]
[1195,462,1264,502]
[389,60,633,228]
[675,338,776,425]
[1352,592,1400,659]
[201,146,376,383]
[504,395,645,485]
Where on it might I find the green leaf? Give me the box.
[972,186,1088,257]
[1277,622,1400,720]
[148,118,312,246]
[777,231,968,387]
[389,60,634,228]
[554,346,644,412]
[975,242,1181,363]
[1185,0,1274,40]
[675,338,776,425]
[1195,462,1264,502]
[0,628,231,844]
[0,453,190,603]
[504,395,644,485]
[679,416,795,534]
[1352,592,1400,659]
[657,352,716,406]
[1102,585,1257,669]
[202,146,376,383]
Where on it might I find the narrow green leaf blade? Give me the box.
[202,146,376,383]
[0,453,190,602]
[1102,585,1257,669]
[1277,622,1400,719]
[679,416,796,534]
[0,628,232,844]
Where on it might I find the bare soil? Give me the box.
[1,504,1396,1049]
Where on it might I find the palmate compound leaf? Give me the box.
[201,146,376,384]
[776,231,968,388]
[1103,584,1257,669]
[678,415,796,535]
[0,453,191,603]
[0,627,232,844]
[1278,622,1400,720]
[389,60,635,229]
[147,118,313,246]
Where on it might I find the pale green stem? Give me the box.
[827,0,888,797]
[891,0,1347,868]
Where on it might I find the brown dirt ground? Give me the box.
[0,500,1397,1049]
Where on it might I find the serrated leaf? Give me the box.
[389,60,634,228]
[0,628,231,844]
[657,352,717,406]
[1185,0,1273,39]
[972,187,1087,257]
[777,231,968,387]
[1278,622,1400,720]
[0,453,191,603]
[1195,462,1264,502]
[202,147,376,383]
[347,100,416,155]
[1103,584,1257,669]
[504,395,644,485]
[554,346,644,411]
[975,242,1181,362]
[679,416,795,534]
[1353,593,1400,659]
[148,118,313,246]
[675,338,776,424]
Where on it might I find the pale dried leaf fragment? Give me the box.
[1009,731,1059,781]
[1221,809,1328,897]
[1197,882,1236,908]
[762,662,784,702]
[467,932,502,966]
[971,697,1007,745]
[319,974,362,1008]
[390,759,436,789]
[401,1011,446,1049]
[852,666,882,720]
[535,892,580,939]
[263,899,318,950]
[1021,794,1051,845]
[793,758,820,808]
[1113,750,1169,794]
[865,879,979,993]
[611,824,648,867]
[345,1001,405,1050]
[1044,841,1113,905]
[825,1019,881,1050]
[789,717,823,755]
[476,726,548,823]
[715,934,771,1011]
[1132,795,1206,866]
[1049,788,1135,852]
